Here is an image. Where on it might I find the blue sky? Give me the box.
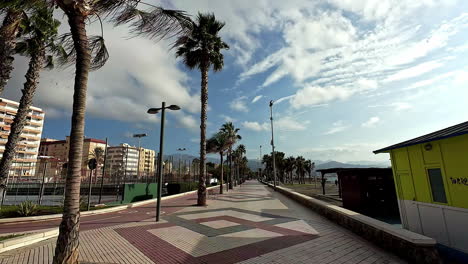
[4,0,468,164]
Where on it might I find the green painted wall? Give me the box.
[122,183,158,204]
[389,134,468,209]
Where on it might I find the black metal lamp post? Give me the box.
[147,102,180,222]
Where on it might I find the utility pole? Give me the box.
[269,100,277,188]
[259,145,262,179]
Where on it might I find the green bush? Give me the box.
[16,201,38,217]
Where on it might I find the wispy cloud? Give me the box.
[251,95,263,103]
[219,114,237,123]
[324,121,349,135]
[362,117,380,128]
[229,96,249,112]
[242,121,269,131]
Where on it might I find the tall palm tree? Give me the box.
[175,13,229,206]
[220,122,241,189]
[0,5,60,200]
[284,156,296,184]
[0,0,42,95]
[295,156,307,184]
[49,1,191,262]
[206,131,229,194]
[304,159,315,184]
[235,144,245,183]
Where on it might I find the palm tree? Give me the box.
[175,13,229,206]
[220,122,241,189]
[90,147,105,178]
[206,131,229,194]
[295,156,306,184]
[284,156,296,184]
[0,5,60,201]
[235,144,246,184]
[49,2,191,262]
[0,0,42,95]
[304,160,315,184]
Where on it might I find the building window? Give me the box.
[427,168,447,203]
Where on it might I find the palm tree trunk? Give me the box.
[219,153,223,194]
[0,9,22,95]
[197,66,208,206]
[228,148,233,189]
[0,45,45,203]
[53,14,91,264]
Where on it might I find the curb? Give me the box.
[0,184,225,253]
[0,229,58,253]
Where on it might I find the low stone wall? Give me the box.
[262,181,442,264]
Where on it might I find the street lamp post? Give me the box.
[269,100,277,188]
[147,102,181,222]
[133,134,147,180]
[177,148,186,182]
[259,145,262,179]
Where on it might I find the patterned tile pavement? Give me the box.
[0,181,406,263]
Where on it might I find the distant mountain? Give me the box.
[246,159,390,171]
[164,154,390,171]
[315,161,389,170]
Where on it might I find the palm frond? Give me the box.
[98,1,192,41]
[88,35,109,71]
[57,33,109,71]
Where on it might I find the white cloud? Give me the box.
[229,96,248,112]
[290,85,351,109]
[4,21,200,131]
[219,114,236,122]
[242,116,307,132]
[276,117,308,131]
[242,121,269,131]
[384,61,444,82]
[173,112,198,132]
[362,117,380,128]
[369,102,414,112]
[392,102,413,111]
[251,95,263,103]
[238,6,467,111]
[324,121,349,135]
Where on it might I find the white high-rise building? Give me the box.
[0,98,44,177]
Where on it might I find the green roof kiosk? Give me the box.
[374,121,468,258]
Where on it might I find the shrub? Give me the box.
[16,201,38,217]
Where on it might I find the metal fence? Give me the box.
[1,170,203,207]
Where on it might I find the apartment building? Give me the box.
[0,98,44,177]
[138,148,156,177]
[37,136,107,179]
[106,144,139,180]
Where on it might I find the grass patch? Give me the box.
[0,233,24,242]
[0,204,116,219]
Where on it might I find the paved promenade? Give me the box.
[0,181,405,264]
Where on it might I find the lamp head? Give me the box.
[167,105,181,110]
[147,108,160,114]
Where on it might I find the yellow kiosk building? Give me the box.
[374,121,468,255]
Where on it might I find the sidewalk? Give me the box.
[0,181,405,264]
